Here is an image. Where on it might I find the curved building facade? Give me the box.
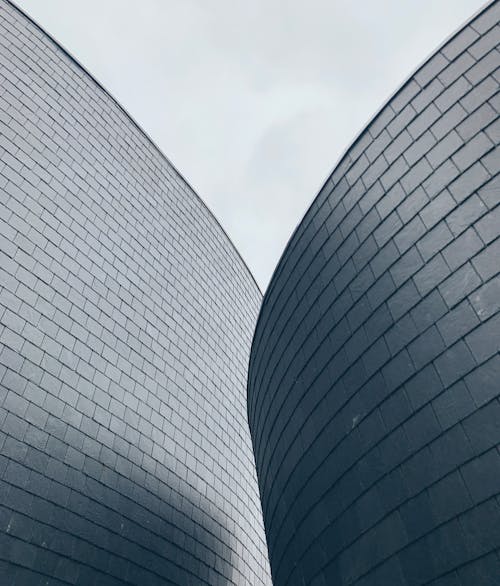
[0,1,271,584]
[249,2,500,585]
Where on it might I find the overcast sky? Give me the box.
[17,0,486,290]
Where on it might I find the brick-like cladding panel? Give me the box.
[0,1,272,584]
[249,2,500,585]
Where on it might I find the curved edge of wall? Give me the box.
[0,0,272,584]
[6,0,262,297]
[249,1,500,584]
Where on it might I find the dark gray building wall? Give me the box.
[248,2,500,585]
[0,1,272,584]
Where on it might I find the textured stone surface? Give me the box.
[248,2,500,585]
[0,1,271,584]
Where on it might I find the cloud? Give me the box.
[17,0,486,289]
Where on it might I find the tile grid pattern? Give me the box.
[249,2,500,585]
[0,1,272,584]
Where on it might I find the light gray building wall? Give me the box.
[0,1,272,584]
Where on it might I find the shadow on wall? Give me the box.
[0,420,234,586]
[248,1,500,585]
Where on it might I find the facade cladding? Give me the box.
[0,1,272,585]
[249,2,500,586]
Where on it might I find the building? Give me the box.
[0,1,272,584]
[248,2,500,585]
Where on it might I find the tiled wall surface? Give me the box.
[249,2,499,585]
[0,1,272,584]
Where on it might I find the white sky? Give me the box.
[16,0,486,290]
